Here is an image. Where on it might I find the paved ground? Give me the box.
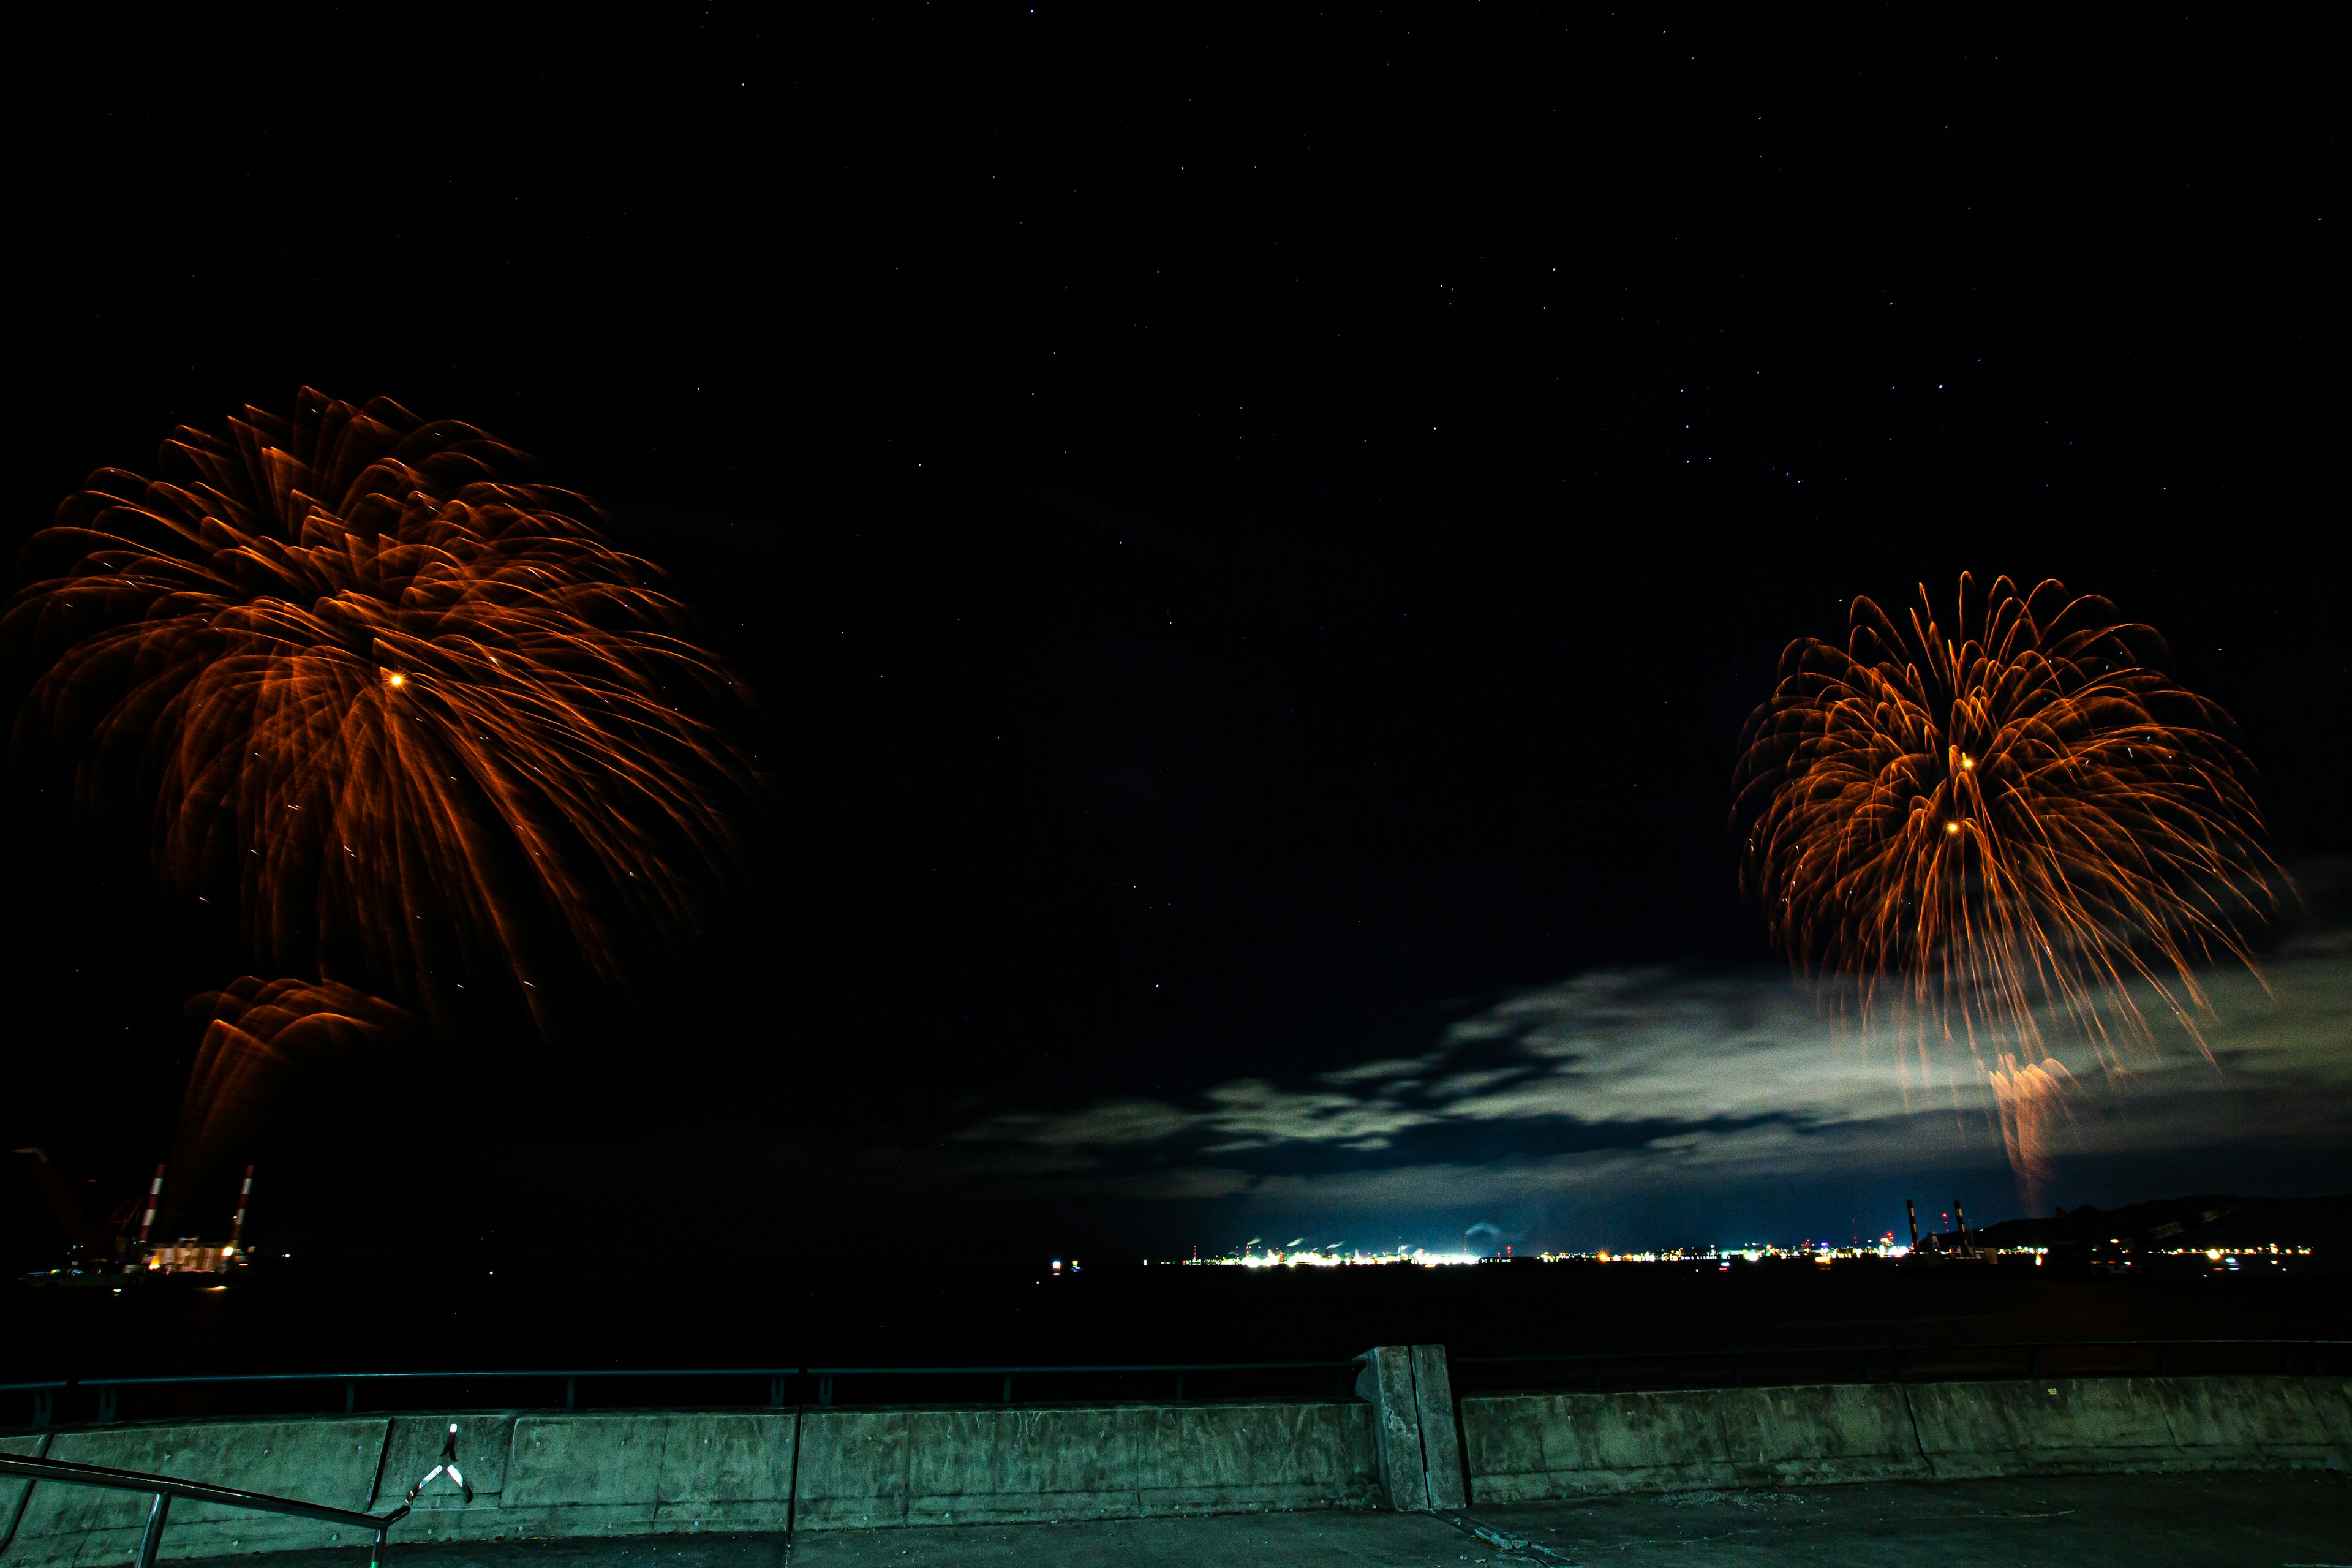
[1465,1471,2350,1566]
[246,1471,2350,1566]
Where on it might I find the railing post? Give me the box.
[135,1491,171,1568]
[768,1374,786,1409]
[369,1526,388,1568]
[97,1388,118,1425]
[1001,1373,1014,1403]
[2153,1343,2168,1374]
[345,1379,356,1414]
[32,1389,52,1428]
[565,1377,576,1411]
[818,1374,833,1408]
[1174,1370,1186,1402]
[2027,1345,2041,1376]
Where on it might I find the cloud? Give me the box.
[1196,1079,1437,1150]
[1315,1056,1440,1086]
[949,889,2352,1224]
[956,1098,1194,1148]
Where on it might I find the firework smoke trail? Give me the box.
[9,391,763,1035]
[1732,574,2283,1210]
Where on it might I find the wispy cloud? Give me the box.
[959,1098,1196,1148]
[950,878,2352,1236]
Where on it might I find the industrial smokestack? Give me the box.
[1952,1199,1969,1251]
[137,1166,165,1245]
[230,1166,254,1245]
[1904,1199,1920,1251]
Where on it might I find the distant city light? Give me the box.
[1156,1238,2315,1271]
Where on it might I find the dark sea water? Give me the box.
[7,1256,2345,1431]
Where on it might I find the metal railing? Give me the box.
[2,1359,1364,1430]
[0,1450,409,1567]
[5,1338,2343,1430]
[1451,1336,2350,1393]
[800,1360,1361,1408]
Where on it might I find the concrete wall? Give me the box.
[1,1434,50,1558]
[5,1420,388,1561]
[2,1374,2342,1561]
[0,1401,1377,1564]
[1352,1344,1465,1512]
[793,1402,1377,1529]
[1463,1382,1931,1500]
[1908,1375,2351,1479]
[1458,1375,2352,1503]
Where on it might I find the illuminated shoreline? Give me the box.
[1165,1242,2318,1269]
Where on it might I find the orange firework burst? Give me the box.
[1733,574,2283,1207]
[9,391,761,1028]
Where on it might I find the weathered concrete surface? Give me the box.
[493,1412,797,1537]
[1462,1374,2350,1501]
[1465,1468,2352,1567]
[0,1433,49,1555]
[1406,1346,1464,1510]
[1352,1347,1425,1510]
[4,1375,2342,1559]
[1912,1374,2352,1478]
[161,1471,2352,1566]
[5,1419,388,1563]
[1,1401,1375,1560]
[2154,1374,2343,1466]
[1722,1381,1929,1488]
[1352,1344,1462,1511]
[793,1402,1377,1529]
[373,1414,515,1521]
[1464,1382,1932,1501]
[1910,1376,2170,1477]
[206,1509,1467,1566]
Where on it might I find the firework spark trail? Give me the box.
[169,977,413,1188]
[9,390,764,1032]
[1732,574,2283,1208]
[1986,1050,2079,1208]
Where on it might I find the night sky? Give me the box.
[6,12,2343,1269]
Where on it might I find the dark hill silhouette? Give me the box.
[1970,1194,2352,1254]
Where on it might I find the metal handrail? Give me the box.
[1455,1335,2348,1362]
[803,1359,1359,1375]
[5,1360,1367,1425]
[7,1339,2340,1427]
[1454,1336,2350,1389]
[78,1367,802,1387]
[795,1359,1362,1409]
[45,1357,1355,1386]
[0,1451,408,1568]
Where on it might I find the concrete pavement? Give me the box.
[1462,1469,2350,1565]
[238,1469,2350,1566]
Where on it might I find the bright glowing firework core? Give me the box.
[1733,574,2283,1208]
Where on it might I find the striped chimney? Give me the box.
[137,1165,165,1244]
[231,1166,255,1244]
